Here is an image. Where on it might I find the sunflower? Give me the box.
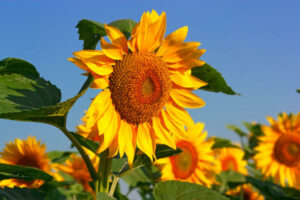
[55,150,99,192]
[0,136,51,188]
[254,112,300,188]
[227,184,264,200]
[215,146,247,174]
[70,10,207,164]
[155,122,218,187]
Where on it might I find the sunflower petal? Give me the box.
[105,25,128,54]
[170,89,205,108]
[152,116,176,149]
[137,123,155,161]
[100,38,123,60]
[170,72,207,89]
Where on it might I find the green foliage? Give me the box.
[70,132,99,153]
[153,181,229,200]
[0,163,53,182]
[0,57,93,128]
[215,171,246,193]
[96,192,116,200]
[211,137,239,149]
[47,151,74,164]
[76,19,136,50]
[192,63,238,95]
[0,187,45,200]
[297,88,300,93]
[226,125,247,137]
[109,19,137,39]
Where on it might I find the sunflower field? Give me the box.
[0,5,300,200]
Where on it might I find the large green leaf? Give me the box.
[76,19,136,50]
[0,187,45,200]
[70,132,99,153]
[215,171,246,193]
[0,163,53,182]
[153,181,229,200]
[109,19,137,39]
[192,63,238,95]
[0,57,93,128]
[297,89,300,93]
[246,177,300,200]
[211,137,239,149]
[96,192,116,200]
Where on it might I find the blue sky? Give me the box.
[1,0,299,198]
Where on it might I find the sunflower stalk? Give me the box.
[58,126,98,181]
[97,150,113,195]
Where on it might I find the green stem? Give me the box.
[58,126,98,181]
[109,175,119,197]
[98,150,112,194]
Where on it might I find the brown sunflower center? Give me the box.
[16,155,41,169]
[109,52,171,125]
[170,140,198,179]
[274,134,300,167]
[222,156,238,171]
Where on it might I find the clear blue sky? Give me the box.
[0,1,299,196]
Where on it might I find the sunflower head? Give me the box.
[215,146,247,175]
[254,112,300,188]
[156,122,218,187]
[71,10,207,164]
[0,136,51,188]
[55,150,99,192]
[227,184,265,200]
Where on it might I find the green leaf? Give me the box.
[76,19,106,50]
[0,187,45,200]
[211,137,240,149]
[0,57,93,128]
[153,181,229,200]
[70,132,99,153]
[226,124,247,137]
[242,122,264,137]
[192,63,238,95]
[0,163,53,182]
[215,171,246,193]
[76,19,136,50]
[96,192,116,200]
[297,89,300,93]
[109,19,137,39]
[246,177,300,200]
[47,151,74,164]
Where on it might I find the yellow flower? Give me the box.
[227,184,264,200]
[254,112,300,188]
[71,10,207,164]
[215,147,247,174]
[0,136,52,188]
[155,122,217,187]
[55,150,99,192]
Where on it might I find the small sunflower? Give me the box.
[0,136,51,188]
[254,112,300,188]
[155,122,217,187]
[55,150,99,192]
[215,147,247,174]
[71,10,207,164]
[227,184,264,200]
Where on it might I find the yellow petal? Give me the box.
[170,89,205,108]
[152,116,176,149]
[105,25,128,54]
[84,60,113,76]
[118,120,132,158]
[73,50,105,59]
[90,77,109,89]
[103,106,120,149]
[108,136,119,158]
[170,72,207,89]
[165,103,194,128]
[124,124,137,165]
[162,42,201,63]
[100,37,123,60]
[68,58,88,71]
[160,109,186,140]
[137,123,155,161]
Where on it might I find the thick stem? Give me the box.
[58,126,98,181]
[98,150,112,194]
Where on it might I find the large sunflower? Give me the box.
[215,147,247,174]
[254,112,300,188]
[55,150,99,192]
[155,122,217,187]
[0,136,51,188]
[70,10,207,164]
